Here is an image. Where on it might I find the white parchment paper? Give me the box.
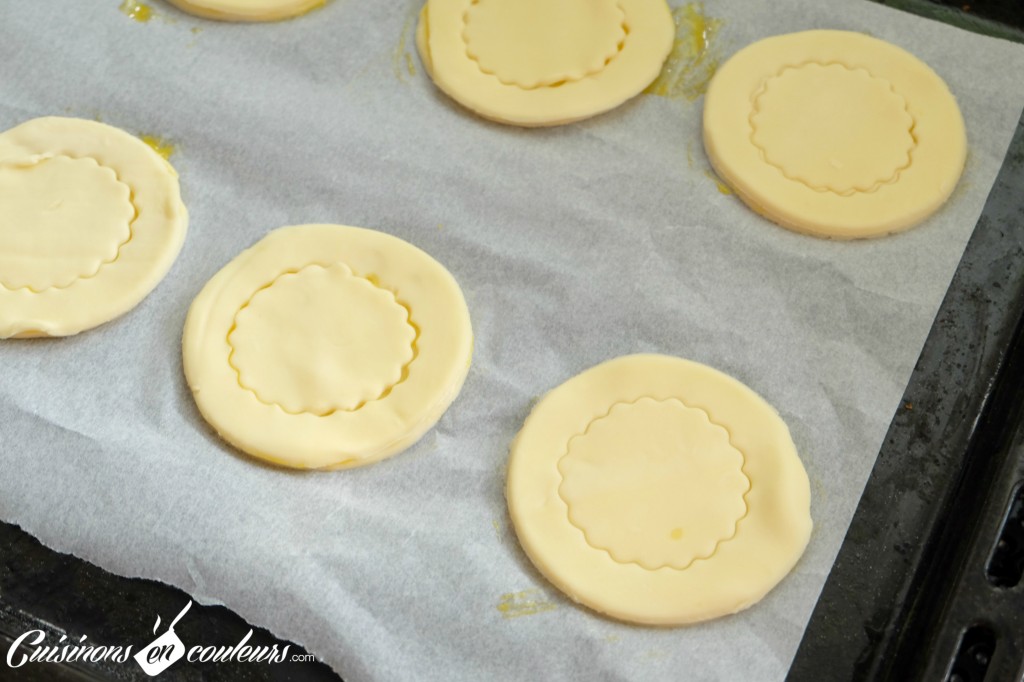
[2,1,1024,679]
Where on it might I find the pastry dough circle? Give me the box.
[0,117,188,338]
[507,354,812,625]
[417,0,674,127]
[183,224,473,470]
[165,0,323,22]
[703,30,966,239]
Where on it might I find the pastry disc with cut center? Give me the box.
[703,30,966,238]
[417,0,674,126]
[507,354,812,625]
[183,224,473,470]
[0,116,187,338]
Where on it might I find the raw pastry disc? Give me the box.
[703,30,967,239]
[165,0,323,22]
[183,224,473,470]
[0,117,188,338]
[507,354,812,625]
[416,0,674,127]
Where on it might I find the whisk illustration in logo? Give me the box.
[5,600,307,676]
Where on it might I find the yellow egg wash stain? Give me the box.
[141,135,176,160]
[809,475,827,507]
[119,0,153,22]
[704,169,733,195]
[645,2,723,101]
[393,4,420,83]
[496,590,558,619]
[689,139,734,195]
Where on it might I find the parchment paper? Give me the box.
[2,1,1024,680]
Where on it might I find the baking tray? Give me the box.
[788,2,1024,679]
[2,1,1023,680]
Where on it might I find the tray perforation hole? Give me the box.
[947,625,997,682]
[986,482,1024,588]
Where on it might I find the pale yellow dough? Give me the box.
[0,117,187,338]
[182,224,473,470]
[165,0,323,22]
[703,30,967,239]
[416,0,674,126]
[507,354,812,625]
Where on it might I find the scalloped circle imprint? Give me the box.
[558,398,750,570]
[228,263,417,415]
[750,63,916,195]
[417,0,674,126]
[164,0,324,22]
[507,354,812,625]
[0,156,133,291]
[703,30,966,238]
[0,117,188,338]
[183,224,473,470]
[463,0,626,89]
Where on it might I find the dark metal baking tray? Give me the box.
[3,1,1023,680]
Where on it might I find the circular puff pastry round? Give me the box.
[0,117,187,338]
[416,0,674,127]
[507,354,812,625]
[183,224,473,470]
[165,0,323,21]
[703,30,966,239]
